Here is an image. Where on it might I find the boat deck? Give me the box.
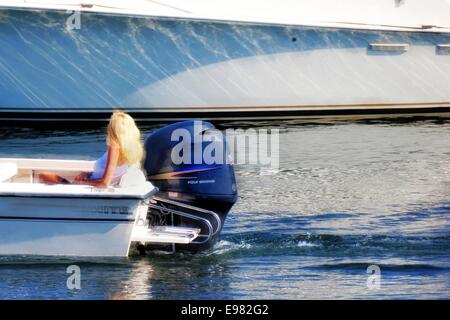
[0,158,156,199]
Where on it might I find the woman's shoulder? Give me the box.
[108,143,120,150]
[107,144,121,157]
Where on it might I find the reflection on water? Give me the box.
[0,116,449,299]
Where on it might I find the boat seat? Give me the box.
[0,162,18,182]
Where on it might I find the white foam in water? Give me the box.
[297,241,319,247]
[210,240,252,255]
[259,168,280,176]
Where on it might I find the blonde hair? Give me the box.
[106,112,144,166]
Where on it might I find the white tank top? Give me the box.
[90,152,128,186]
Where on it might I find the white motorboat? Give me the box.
[0,121,238,257]
[1,0,450,121]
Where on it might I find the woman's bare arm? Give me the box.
[78,145,120,187]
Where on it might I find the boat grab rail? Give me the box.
[145,202,213,244]
[143,196,222,244]
[153,196,222,237]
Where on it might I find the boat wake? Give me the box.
[206,232,450,260]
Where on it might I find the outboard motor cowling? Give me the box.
[143,121,238,251]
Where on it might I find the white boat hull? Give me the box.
[1,1,450,120]
[0,196,144,257]
[0,158,159,257]
[134,46,450,110]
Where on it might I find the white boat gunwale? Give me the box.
[0,185,159,200]
[1,2,450,34]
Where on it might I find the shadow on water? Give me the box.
[214,115,450,129]
[0,114,449,132]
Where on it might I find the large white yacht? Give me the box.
[0,0,450,120]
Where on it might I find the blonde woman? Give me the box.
[39,112,144,188]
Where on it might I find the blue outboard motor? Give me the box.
[144,121,238,251]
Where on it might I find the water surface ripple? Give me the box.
[0,117,449,299]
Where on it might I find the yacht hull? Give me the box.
[1,8,450,120]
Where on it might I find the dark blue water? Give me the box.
[0,117,449,299]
